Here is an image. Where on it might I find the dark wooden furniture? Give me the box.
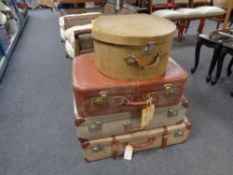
[191,33,228,82]
[211,41,233,84]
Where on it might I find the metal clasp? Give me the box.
[167,109,179,118]
[174,129,184,137]
[163,84,176,97]
[124,52,137,66]
[88,121,102,132]
[92,91,108,105]
[141,41,156,54]
[91,144,103,152]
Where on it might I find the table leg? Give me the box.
[191,38,203,73]
[206,46,221,82]
[227,57,233,76]
[211,48,228,85]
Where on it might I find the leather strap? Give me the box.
[161,126,169,148]
[184,120,192,130]
[111,136,118,160]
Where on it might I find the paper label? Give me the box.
[141,104,155,129]
[124,144,133,160]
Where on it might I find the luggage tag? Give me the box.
[124,144,133,160]
[141,98,155,130]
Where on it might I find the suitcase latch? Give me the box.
[163,84,176,97]
[167,109,179,118]
[174,129,184,137]
[88,121,102,132]
[141,41,156,54]
[124,52,137,66]
[92,91,108,105]
[91,144,103,152]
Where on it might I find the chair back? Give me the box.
[151,0,171,10]
[191,0,209,7]
[173,0,190,8]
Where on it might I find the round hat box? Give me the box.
[92,14,176,80]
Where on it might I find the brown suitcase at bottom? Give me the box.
[79,117,191,162]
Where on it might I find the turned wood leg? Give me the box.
[227,57,233,76]
[216,17,221,29]
[206,47,221,82]
[185,20,190,33]
[178,20,186,42]
[197,18,206,35]
[211,49,228,85]
[191,38,203,73]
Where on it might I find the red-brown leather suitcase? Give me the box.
[72,53,188,117]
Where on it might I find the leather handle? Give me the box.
[136,52,162,70]
[130,138,155,149]
[123,99,148,107]
[123,123,144,133]
[124,52,163,70]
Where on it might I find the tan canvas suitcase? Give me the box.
[74,97,188,140]
[92,14,176,80]
[79,117,191,162]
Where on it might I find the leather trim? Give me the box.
[74,115,85,126]
[79,138,90,149]
[161,126,169,148]
[111,135,118,160]
[181,97,189,108]
[184,120,192,130]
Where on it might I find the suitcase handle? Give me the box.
[122,98,150,107]
[124,51,163,69]
[123,123,144,133]
[123,138,156,149]
[137,52,162,70]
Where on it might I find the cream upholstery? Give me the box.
[196,6,226,16]
[152,9,185,20]
[0,12,7,25]
[177,8,204,18]
[59,12,101,40]
[64,24,92,41]
[58,12,101,27]
[0,2,11,11]
[60,28,65,41]
[65,40,75,58]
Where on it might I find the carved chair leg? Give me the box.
[197,18,205,35]
[206,46,222,82]
[216,17,221,29]
[191,38,203,73]
[227,57,233,76]
[185,20,190,33]
[177,20,186,42]
[211,48,228,85]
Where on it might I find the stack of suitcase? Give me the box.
[72,14,191,162]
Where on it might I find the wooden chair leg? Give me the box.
[206,46,222,82]
[216,17,222,29]
[211,48,228,85]
[191,38,203,73]
[227,56,233,76]
[197,18,206,35]
[178,20,186,42]
[185,20,190,33]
